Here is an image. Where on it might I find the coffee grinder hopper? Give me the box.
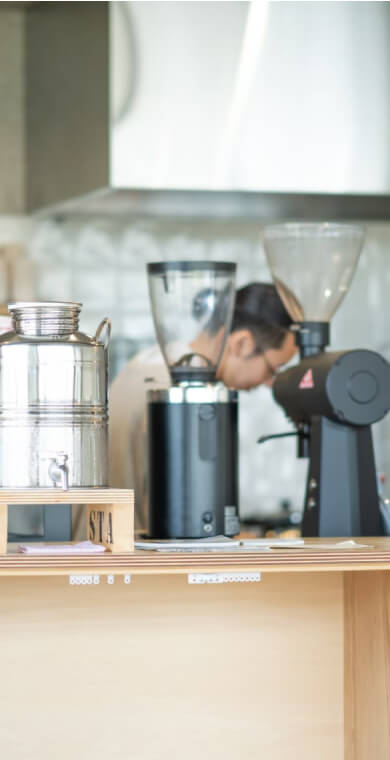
[263,223,364,355]
[147,261,236,384]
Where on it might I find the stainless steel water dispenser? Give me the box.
[0,301,110,488]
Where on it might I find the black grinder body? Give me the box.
[273,350,390,536]
[147,387,239,539]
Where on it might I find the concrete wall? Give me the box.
[0,9,25,212]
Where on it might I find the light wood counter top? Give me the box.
[2,536,390,576]
[1,539,389,758]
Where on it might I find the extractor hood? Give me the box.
[2,1,390,218]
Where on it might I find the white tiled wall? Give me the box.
[26,215,390,519]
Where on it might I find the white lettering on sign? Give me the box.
[299,369,314,389]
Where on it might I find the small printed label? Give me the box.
[224,506,240,536]
[188,572,261,584]
[69,574,100,585]
[299,369,314,389]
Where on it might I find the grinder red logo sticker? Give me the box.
[299,369,314,389]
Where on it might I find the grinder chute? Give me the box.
[262,223,390,537]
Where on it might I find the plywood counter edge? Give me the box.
[1,563,390,577]
[2,542,390,576]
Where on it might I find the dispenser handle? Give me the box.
[257,432,298,444]
[95,317,111,349]
[258,424,310,458]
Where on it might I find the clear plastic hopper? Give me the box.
[147,261,236,383]
[263,223,364,323]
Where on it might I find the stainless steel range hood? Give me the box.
[3,1,390,219]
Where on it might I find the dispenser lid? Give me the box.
[7,301,83,338]
[147,261,236,383]
[263,223,364,322]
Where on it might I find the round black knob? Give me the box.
[348,371,378,404]
[202,511,213,524]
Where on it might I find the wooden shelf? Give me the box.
[2,537,390,576]
[0,487,134,554]
[0,488,132,504]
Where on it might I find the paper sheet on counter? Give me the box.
[240,539,372,549]
[17,541,106,554]
[135,537,301,552]
[135,538,372,552]
[135,536,241,552]
[284,539,372,550]
[242,539,372,549]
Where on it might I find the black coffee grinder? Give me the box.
[146,261,239,539]
[261,223,390,537]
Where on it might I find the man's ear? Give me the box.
[227,329,256,358]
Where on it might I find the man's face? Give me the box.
[219,331,297,391]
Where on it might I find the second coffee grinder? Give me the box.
[261,223,390,537]
[146,261,239,539]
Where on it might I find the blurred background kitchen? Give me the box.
[2,0,390,533]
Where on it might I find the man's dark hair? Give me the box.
[231,282,293,352]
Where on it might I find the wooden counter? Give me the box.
[2,536,390,575]
[0,540,389,759]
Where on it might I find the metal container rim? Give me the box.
[8,301,82,311]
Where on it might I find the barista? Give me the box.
[109,282,297,532]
